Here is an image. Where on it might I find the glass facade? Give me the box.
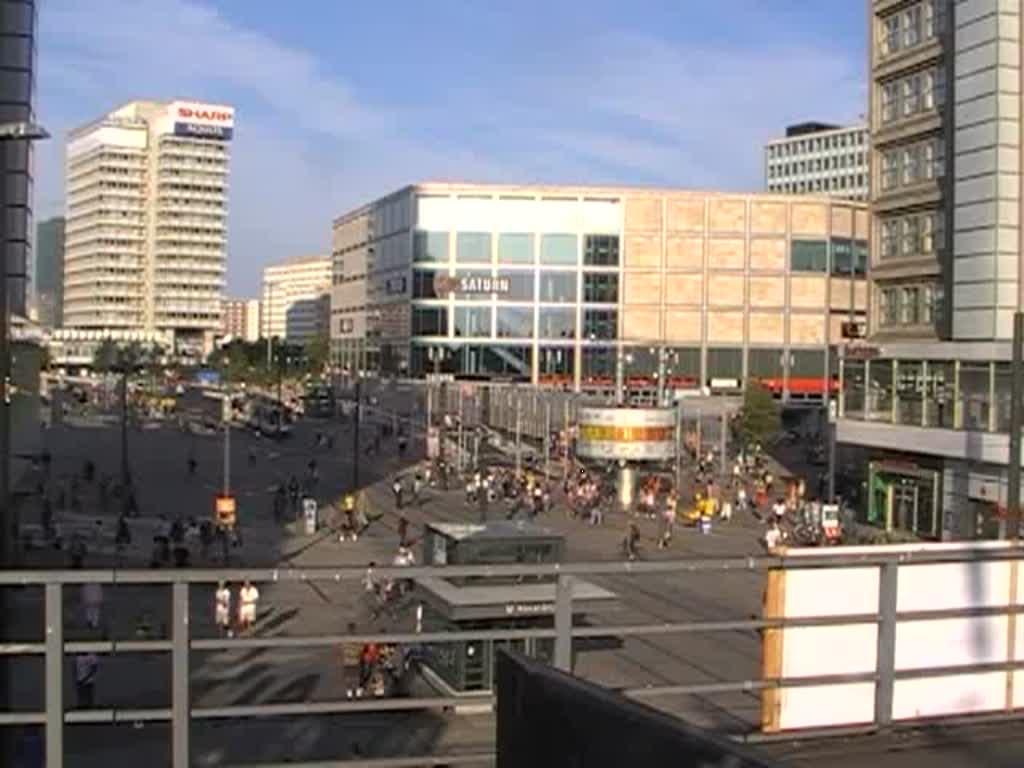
[498,233,534,264]
[454,306,491,338]
[584,234,619,266]
[456,232,491,263]
[496,307,532,339]
[538,307,575,339]
[583,273,618,303]
[539,271,576,303]
[540,234,578,265]
[791,240,828,272]
[414,231,448,263]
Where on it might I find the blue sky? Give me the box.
[37,0,867,297]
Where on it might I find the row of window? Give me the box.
[879,68,944,126]
[766,132,867,159]
[414,231,620,267]
[879,137,944,191]
[879,211,943,260]
[878,0,942,59]
[768,153,866,177]
[767,176,866,196]
[878,282,942,328]
[791,238,868,275]
[411,306,618,340]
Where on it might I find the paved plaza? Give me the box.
[7,401,1024,767]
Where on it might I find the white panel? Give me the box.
[998,94,1021,119]
[581,199,622,234]
[895,617,1008,670]
[997,254,1019,280]
[956,15,998,53]
[892,673,1006,719]
[955,97,998,128]
[954,308,995,338]
[781,625,877,678]
[997,118,1020,146]
[997,225,1020,252]
[957,68,998,103]
[954,228,996,254]
[777,683,876,730]
[998,171,1020,197]
[953,281,996,308]
[997,40,1020,67]
[997,8,1021,38]
[956,121,997,153]
[1001,66,1021,95]
[415,195,454,231]
[996,308,1017,336]
[493,197,537,232]
[534,198,581,233]
[956,0,998,27]
[997,146,1020,171]
[955,176,997,203]
[957,42,999,78]
[997,283,1020,307]
[954,200,997,230]
[897,562,1013,611]
[454,196,495,231]
[955,146,998,178]
[1013,671,1024,706]
[997,200,1020,226]
[782,567,880,618]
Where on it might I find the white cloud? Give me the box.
[36,0,867,295]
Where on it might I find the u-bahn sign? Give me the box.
[433,274,511,296]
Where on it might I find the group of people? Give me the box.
[214,580,261,637]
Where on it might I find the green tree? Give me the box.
[92,339,121,373]
[303,332,329,378]
[734,382,781,446]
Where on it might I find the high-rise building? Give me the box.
[61,100,234,358]
[35,216,65,327]
[835,0,1024,541]
[330,183,867,390]
[261,256,331,343]
[1,0,37,320]
[765,123,870,202]
[221,297,261,342]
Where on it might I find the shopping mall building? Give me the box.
[330,183,867,400]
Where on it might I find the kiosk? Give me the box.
[416,521,616,694]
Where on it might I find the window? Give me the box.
[902,145,921,185]
[924,0,942,40]
[853,240,868,276]
[539,271,577,302]
[412,307,447,336]
[412,269,439,299]
[924,137,944,178]
[540,233,578,265]
[456,232,491,263]
[584,234,620,266]
[922,68,944,110]
[583,272,618,303]
[496,307,532,338]
[538,308,576,339]
[881,219,899,259]
[901,286,921,324]
[454,306,491,338]
[881,149,898,190]
[830,238,853,275]
[413,231,448,263]
[902,75,921,117]
[900,217,919,256]
[791,239,828,272]
[881,82,897,124]
[903,5,921,47]
[498,233,534,264]
[879,287,899,326]
[583,308,617,340]
[502,272,535,302]
[921,285,936,325]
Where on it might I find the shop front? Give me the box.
[867,460,941,539]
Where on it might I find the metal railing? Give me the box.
[5,547,1024,767]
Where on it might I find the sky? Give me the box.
[36,0,868,297]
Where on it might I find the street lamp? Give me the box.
[0,121,49,567]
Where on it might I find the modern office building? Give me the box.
[765,123,870,201]
[35,216,65,328]
[261,256,330,343]
[835,0,1024,541]
[61,99,233,358]
[331,183,868,396]
[221,297,260,341]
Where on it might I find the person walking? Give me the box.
[74,652,99,708]
[623,522,641,561]
[215,581,233,637]
[658,491,678,549]
[81,581,103,631]
[392,476,403,510]
[342,622,362,698]
[397,515,409,548]
[238,580,259,632]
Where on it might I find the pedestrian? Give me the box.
[81,581,103,631]
[238,580,259,632]
[74,652,99,708]
[187,455,197,477]
[215,581,232,637]
[720,498,733,522]
[342,621,362,698]
[392,477,403,510]
[764,521,784,552]
[397,515,409,548]
[772,497,787,525]
[658,492,677,549]
[359,642,380,695]
[623,522,641,561]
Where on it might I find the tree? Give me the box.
[734,382,781,447]
[92,339,120,373]
[303,332,329,378]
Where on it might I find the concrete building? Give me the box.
[261,256,330,343]
[765,123,870,201]
[330,183,868,396]
[61,100,233,359]
[835,0,1024,541]
[35,216,65,328]
[221,297,260,341]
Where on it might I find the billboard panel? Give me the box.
[576,406,676,461]
[168,100,234,141]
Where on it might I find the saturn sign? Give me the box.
[433,274,511,296]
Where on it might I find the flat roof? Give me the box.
[417,575,618,620]
[428,521,560,542]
